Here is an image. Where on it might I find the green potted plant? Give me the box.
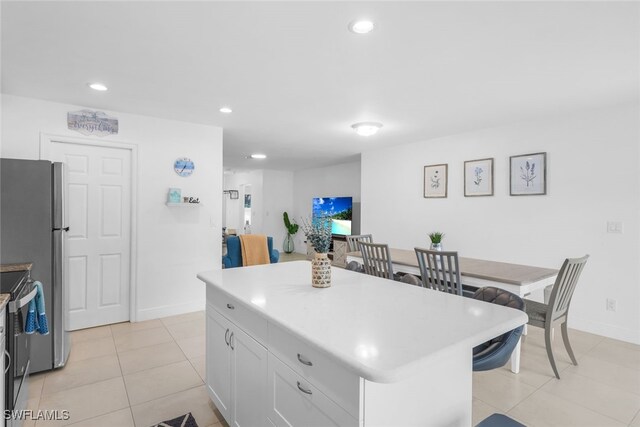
[282,212,299,254]
[428,232,445,251]
[301,217,333,287]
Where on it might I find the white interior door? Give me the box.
[52,141,132,330]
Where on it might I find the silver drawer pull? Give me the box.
[296,381,312,395]
[224,329,230,346]
[229,332,235,350]
[226,303,235,310]
[297,353,313,366]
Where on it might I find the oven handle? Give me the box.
[9,286,37,314]
[3,350,9,374]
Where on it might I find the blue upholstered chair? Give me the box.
[222,236,279,269]
[472,287,525,372]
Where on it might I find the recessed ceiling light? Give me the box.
[349,20,375,34]
[249,154,267,159]
[219,107,233,114]
[351,122,383,136]
[88,83,108,91]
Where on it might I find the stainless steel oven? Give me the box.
[1,270,36,427]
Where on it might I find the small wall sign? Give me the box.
[67,110,119,136]
[167,188,182,203]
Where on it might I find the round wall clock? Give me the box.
[174,157,195,177]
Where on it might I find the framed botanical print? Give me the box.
[464,158,494,197]
[510,152,547,196]
[424,164,448,198]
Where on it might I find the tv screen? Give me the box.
[312,197,353,236]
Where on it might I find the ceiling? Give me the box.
[2,1,638,171]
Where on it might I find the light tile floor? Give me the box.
[25,305,640,426]
[26,311,226,427]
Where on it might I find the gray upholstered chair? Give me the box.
[346,234,373,252]
[345,260,364,273]
[472,287,525,371]
[414,248,463,296]
[359,242,395,280]
[476,413,526,427]
[400,273,422,286]
[524,255,589,379]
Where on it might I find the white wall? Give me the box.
[263,170,294,250]
[361,104,640,344]
[223,169,294,250]
[292,161,361,253]
[1,94,223,321]
[224,170,263,234]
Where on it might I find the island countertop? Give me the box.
[198,261,527,383]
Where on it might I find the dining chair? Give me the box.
[524,255,589,379]
[400,273,422,287]
[359,242,395,280]
[414,248,463,296]
[346,234,373,252]
[345,260,364,273]
[472,287,525,371]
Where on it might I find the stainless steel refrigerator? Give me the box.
[0,159,71,373]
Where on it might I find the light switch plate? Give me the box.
[607,221,623,234]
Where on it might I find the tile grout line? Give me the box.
[629,408,640,427]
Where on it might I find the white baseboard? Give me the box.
[135,300,206,322]
[569,316,640,345]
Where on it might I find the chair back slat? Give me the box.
[360,242,394,280]
[414,248,463,295]
[347,234,373,252]
[547,255,589,320]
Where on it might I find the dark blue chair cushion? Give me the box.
[472,287,525,372]
[476,414,526,427]
[222,236,279,268]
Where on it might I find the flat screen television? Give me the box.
[312,197,353,236]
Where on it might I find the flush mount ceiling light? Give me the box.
[219,107,233,114]
[349,20,375,34]
[88,82,108,91]
[351,122,383,137]
[249,154,267,159]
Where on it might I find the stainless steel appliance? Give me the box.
[0,159,70,374]
[0,270,36,425]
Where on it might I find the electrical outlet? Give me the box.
[606,298,617,312]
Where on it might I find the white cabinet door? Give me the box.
[230,327,268,427]
[206,308,232,422]
[268,354,357,427]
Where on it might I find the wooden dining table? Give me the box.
[346,248,559,374]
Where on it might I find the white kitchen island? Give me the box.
[198,261,527,427]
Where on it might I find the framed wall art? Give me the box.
[510,152,547,196]
[464,158,494,197]
[424,164,448,198]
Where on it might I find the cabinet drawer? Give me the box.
[206,286,267,346]
[268,353,358,427]
[268,323,360,418]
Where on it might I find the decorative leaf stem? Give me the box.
[301,217,332,254]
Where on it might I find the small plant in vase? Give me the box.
[301,217,333,288]
[282,212,299,254]
[428,232,445,251]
